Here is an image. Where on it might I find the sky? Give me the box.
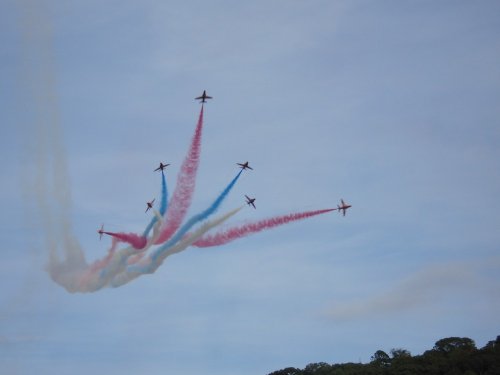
[1,0,500,374]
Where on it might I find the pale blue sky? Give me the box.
[1,1,500,374]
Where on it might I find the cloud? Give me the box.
[325,259,500,320]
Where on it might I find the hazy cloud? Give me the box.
[326,259,500,320]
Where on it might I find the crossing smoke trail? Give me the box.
[126,169,241,267]
[110,207,243,288]
[103,171,168,250]
[37,98,337,293]
[45,106,246,293]
[150,169,243,264]
[192,209,336,247]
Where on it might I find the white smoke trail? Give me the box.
[18,0,84,275]
[0,0,63,333]
[48,206,243,292]
[51,204,166,292]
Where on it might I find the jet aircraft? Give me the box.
[195,90,212,103]
[337,199,352,216]
[145,198,155,213]
[154,162,170,172]
[237,161,253,170]
[245,195,256,209]
[97,224,105,240]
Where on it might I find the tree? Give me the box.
[303,362,331,375]
[433,337,476,354]
[389,348,414,375]
[483,336,500,351]
[268,367,303,375]
[371,350,391,367]
[390,348,411,359]
[266,334,500,375]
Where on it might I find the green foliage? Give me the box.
[267,335,500,375]
[371,350,391,368]
[268,367,303,375]
[390,348,411,358]
[303,362,332,375]
[433,337,477,354]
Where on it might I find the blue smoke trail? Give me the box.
[143,171,168,237]
[129,170,243,273]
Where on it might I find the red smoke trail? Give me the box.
[155,105,204,244]
[192,209,336,247]
[104,231,147,249]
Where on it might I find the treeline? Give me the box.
[268,335,500,375]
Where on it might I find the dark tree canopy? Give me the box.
[268,367,303,375]
[390,348,411,359]
[371,350,391,367]
[433,337,477,353]
[267,335,500,375]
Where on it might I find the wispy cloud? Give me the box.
[326,259,500,320]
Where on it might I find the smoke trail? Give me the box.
[18,0,86,292]
[193,209,336,247]
[98,171,243,285]
[111,207,243,287]
[151,170,243,263]
[17,23,338,294]
[159,171,168,215]
[155,106,204,244]
[76,238,118,291]
[102,169,167,255]
[83,213,162,290]
[66,208,163,292]
[143,171,168,237]
[102,232,147,249]
[160,207,243,259]
[121,170,244,278]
